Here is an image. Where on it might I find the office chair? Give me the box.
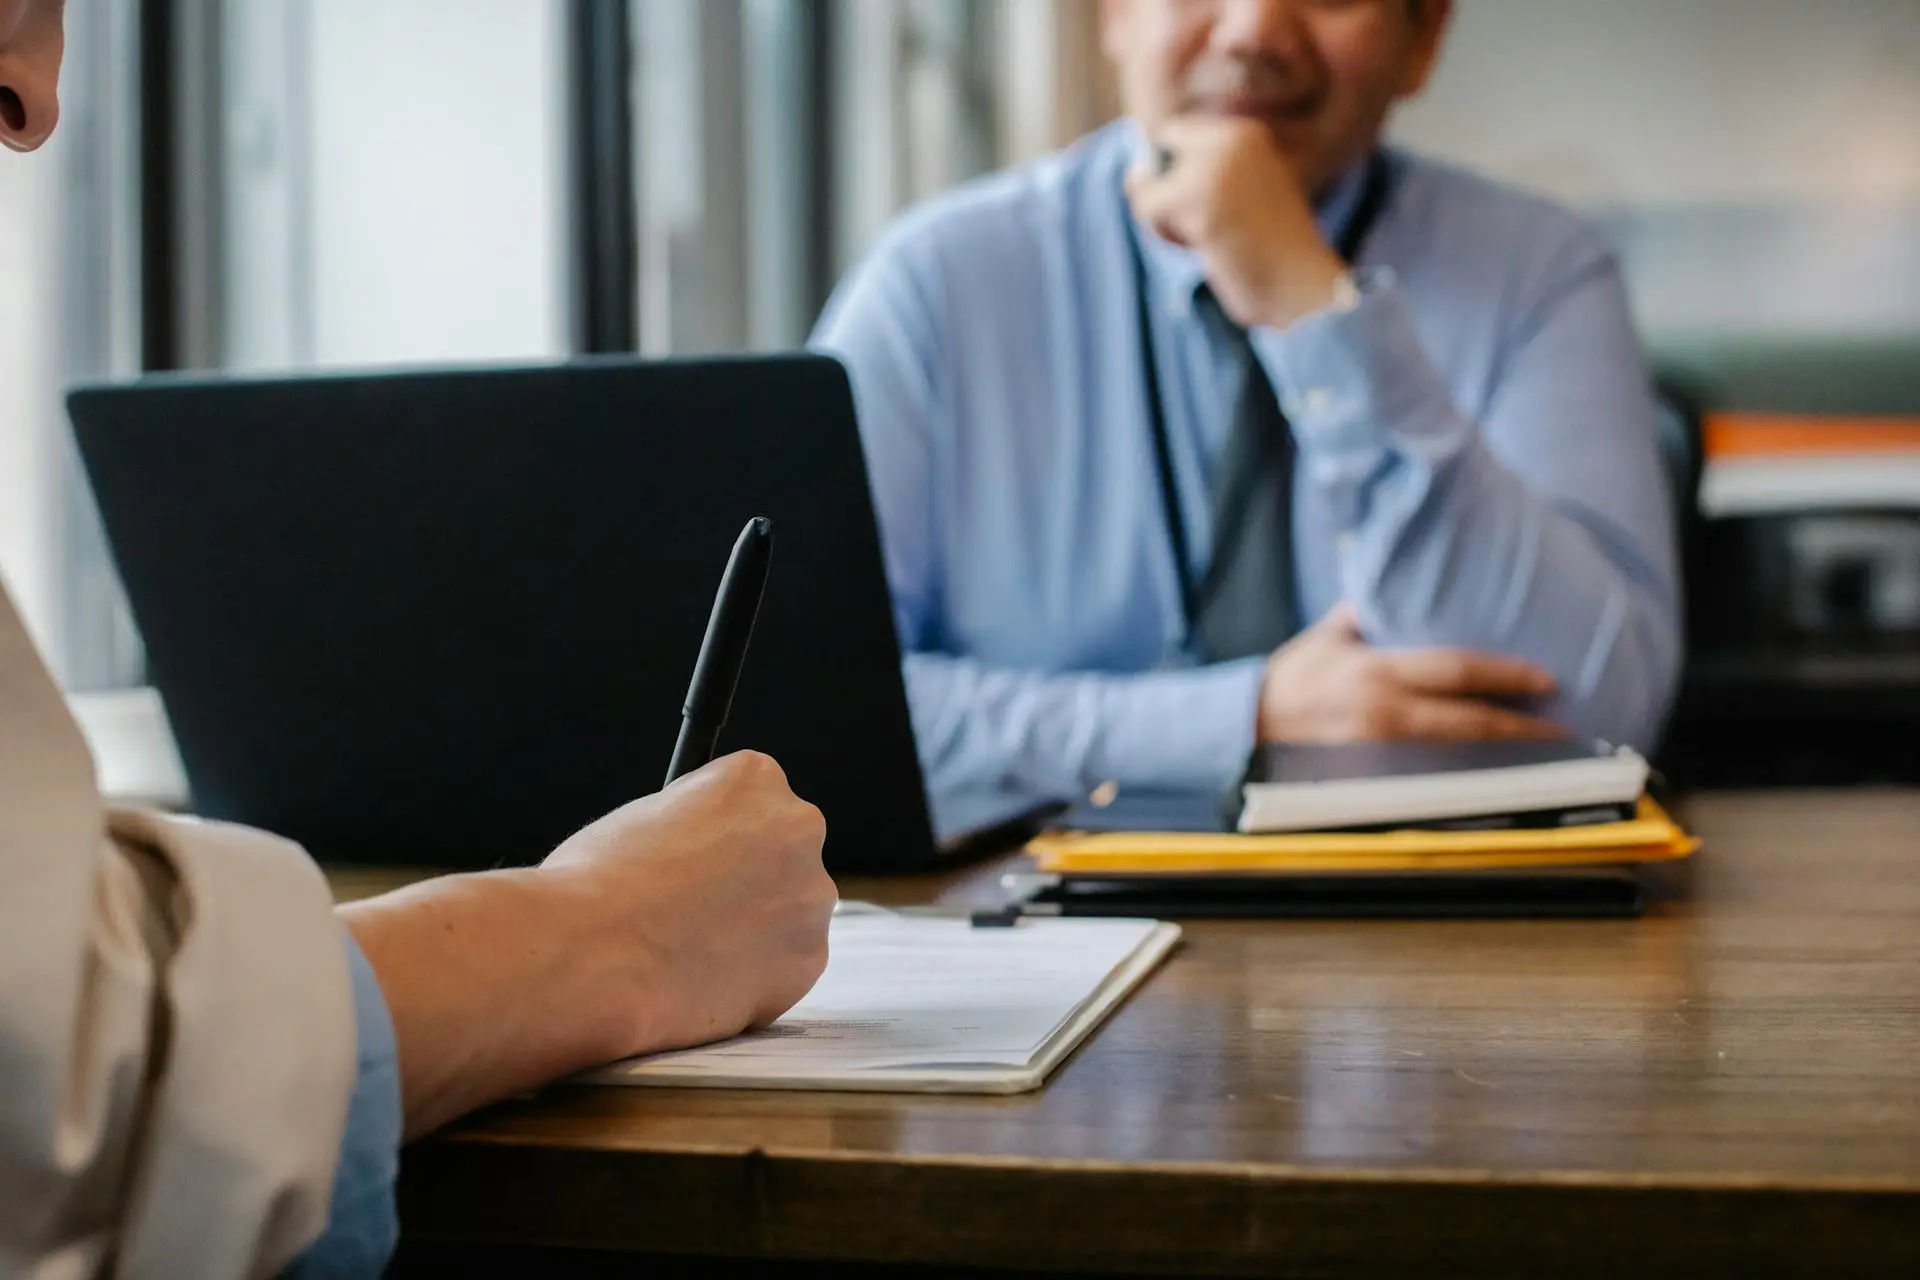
[1652,377,1707,596]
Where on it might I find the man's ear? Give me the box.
[1396,0,1454,99]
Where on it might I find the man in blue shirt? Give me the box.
[814,0,1681,800]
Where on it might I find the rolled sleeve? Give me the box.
[281,932,402,1280]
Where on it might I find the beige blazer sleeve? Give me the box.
[0,583,357,1279]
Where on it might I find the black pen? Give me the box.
[664,516,775,786]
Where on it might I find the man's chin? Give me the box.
[1166,103,1338,186]
[1201,105,1318,153]
[1253,116,1332,181]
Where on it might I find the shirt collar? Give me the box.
[1121,119,1375,320]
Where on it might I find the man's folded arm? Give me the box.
[1257,246,1683,750]
[904,650,1265,797]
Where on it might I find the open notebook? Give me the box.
[579,911,1181,1095]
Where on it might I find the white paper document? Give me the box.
[581,913,1180,1094]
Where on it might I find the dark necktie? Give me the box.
[1187,289,1297,663]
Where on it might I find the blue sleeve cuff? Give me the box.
[1093,657,1267,790]
[1255,271,1459,447]
[281,930,403,1280]
[1246,273,1469,537]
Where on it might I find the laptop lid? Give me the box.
[69,355,955,872]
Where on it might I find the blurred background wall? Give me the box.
[1395,0,1920,343]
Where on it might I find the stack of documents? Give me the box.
[582,912,1180,1094]
[1016,742,1698,918]
[1236,740,1649,833]
[1027,796,1696,876]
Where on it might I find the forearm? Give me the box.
[1353,441,1680,745]
[906,651,1267,796]
[337,867,637,1139]
[1258,277,1681,748]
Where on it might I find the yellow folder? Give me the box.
[1025,797,1699,876]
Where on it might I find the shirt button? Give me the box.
[1303,387,1334,415]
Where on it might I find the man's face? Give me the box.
[0,0,64,153]
[1102,0,1451,192]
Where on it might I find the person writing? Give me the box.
[813,0,1681,799]
[0,4,836,1274]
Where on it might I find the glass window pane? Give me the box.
[224,0,569,371]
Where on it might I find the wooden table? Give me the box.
[382,791,1920,1277]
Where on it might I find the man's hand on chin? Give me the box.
[1124,115,1349,331]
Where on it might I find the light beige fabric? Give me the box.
[0,581,356,1279]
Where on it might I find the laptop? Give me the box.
[68,355,1050,871]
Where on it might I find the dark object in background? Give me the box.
[1016,869,1645,920]
[69,356,1039,870]
[1656,339,1920,787]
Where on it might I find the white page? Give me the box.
[595,914,1164,1078]
[1239,751,1647,833]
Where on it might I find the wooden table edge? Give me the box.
[399,1138,1920,1277]
[415,1130,1920,1195]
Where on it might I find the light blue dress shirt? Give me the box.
[811,121,1681,799]
[282,932,402,1279]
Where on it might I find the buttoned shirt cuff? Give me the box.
[1093,657,1267,790]
[1251,270,1461,519]
[280,931,403,1280]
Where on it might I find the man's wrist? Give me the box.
[338,865,661,1135]
[527,862,674,1067]
[1255,650,1287,743]
[1252,247,1350,330]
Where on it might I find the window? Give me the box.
[633,0,1109,354]
[57,0,575,689]
[216,0,572,371]
[0,137,65,669]
[31,0,1114,692]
